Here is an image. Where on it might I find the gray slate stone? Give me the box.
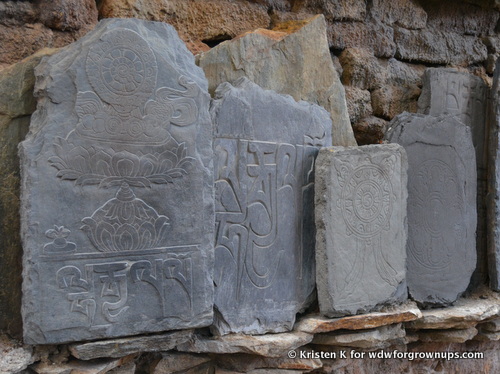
[417,68,488,288]
[386,113,477,306]
[211,77,332,335]
[19,19,214,344]
[315,145,408,317]
[488,58,500,291]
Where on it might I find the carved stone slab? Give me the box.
[417,68,488,287]
[211,77,332,335]
[19,19,214,344]
[314,145,408,317]
[386,113,477,306]
[487,59,500,291]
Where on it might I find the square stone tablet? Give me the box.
[315,144,408,317]
[20,19,214,344]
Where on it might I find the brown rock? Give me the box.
[370,0,427,29]
[215,351,322,372]
[69,330,194,360]
[328,19,396,58]
[478,318,500,332]
[312,324,406,349]
[423,0,499,36]
[107,361,136,374]
[198,14,356,146]
[340,48,386,90]
[32,355,134,374]
[98,0,270,50]
[36,0,98,31]
[406,292,500,330]
[0,24,54,65]
[371,85,421,120]
[295,302,421,334]
[352,116,389,145]
[0,48,58,337]
[152,352,211,374]
[292,0,367,21]
[344,86,372,123]
[394,27,488,66]
[176,331,313,358]
[0,1,38,26]
[417,327,478,343]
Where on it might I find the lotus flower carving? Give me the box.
[81,183,170,252]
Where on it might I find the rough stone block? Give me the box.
[417,68,488,287]
[20,19,214,344]
[315,144,408,317]
[211,77,332,335]
[370,0,427,30]
[292,0,367,22]
[394,27,488,65]
[351,116,388,145]
[198,15,356,147]
[386,113,477,306]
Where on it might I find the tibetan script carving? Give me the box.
[20,19,214,344]
[211,78,332,335]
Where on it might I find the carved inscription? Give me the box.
[407,159,464,271]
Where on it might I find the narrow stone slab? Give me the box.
[211,78,332,335]
[69,329,194,360]
[406,293,500,330]
[176,331,313,358]
[152,352,211,374]
[198,15,356,147]
[386,113,477,307]
[295,302,421,334]
[20,19,214,344]
[417,327,478,343]
[418,68,488,287]
[315,144,408,317]
[216,352,322,372]
[312,323,406,349]
[488,59,500,291]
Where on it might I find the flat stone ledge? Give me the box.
[176,331,313,358]
[69,330,194,360]
[295,302,421,334]
[406,290,500,330]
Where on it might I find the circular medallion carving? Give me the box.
[340,165,393,238]
[86,28,157,108]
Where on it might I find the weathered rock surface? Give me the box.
[69,330,194,360]
[488,59,500,291]
[344,86,372,123]
[371,85,421,120]
[0,0,97,65]
[152,352,211,374]
[351,116,388,145]
[0,335,35,374]
[198,15,356,146]
[394,27,488,65]
[418,68,488,289]
[406,291,500,329]
[370,0,427,30]
[386,113,477,307]
[211,77,331,335]
[328,20,396,58]
[291,0,367,22]
[98,0,270,53]
[20,19,214,344]
[295,302,421,334]
[312,323,406,349]
[176,331,313,358]
[32,355,134,374]
[315,145,408,317]
[0,48,58,337]
[417,327,478,343]
[216,351,322,372]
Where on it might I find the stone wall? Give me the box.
[1,1,500,374]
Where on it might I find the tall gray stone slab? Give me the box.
[487,59,500,291]
[386,113,477,306]
[315,145,408,317]
[211,77,332,335]
[19,19,214,344]
[417,68,488,287]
